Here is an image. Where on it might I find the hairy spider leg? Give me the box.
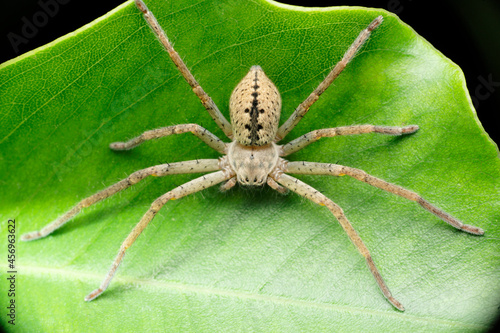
[277,15,383,141]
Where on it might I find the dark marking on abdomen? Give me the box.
[248,71,263,145]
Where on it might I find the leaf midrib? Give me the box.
[12,263,488,330]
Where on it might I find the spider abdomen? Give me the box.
[229,66,281,146]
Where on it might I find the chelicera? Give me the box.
[22,0,484,311]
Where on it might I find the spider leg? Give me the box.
[276,16,383,141]
[110,123,226,154]
[84,169,232,301]
[286,161,484,235]
[272,172,404,311]
[267,177,288,194]
[20,159,221,241]
[135,0,232,138]
[281,124,418,156]
[220,177,237,191]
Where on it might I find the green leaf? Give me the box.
[1,0,499,331]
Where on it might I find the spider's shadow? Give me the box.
[48,199,133,238]
[148,184,290,278]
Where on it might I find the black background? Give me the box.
[0,0,499,330]
[0,0,498,144]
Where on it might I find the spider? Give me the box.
[21,0,484,311]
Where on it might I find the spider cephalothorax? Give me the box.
[21,0,484,311]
